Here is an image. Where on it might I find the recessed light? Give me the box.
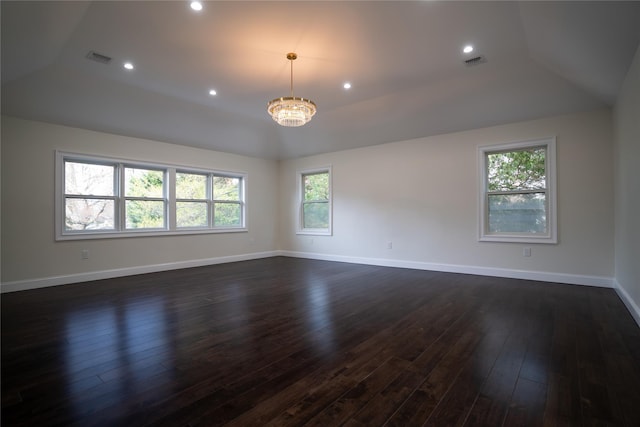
[123,62,134,70]
[463,45,474,54]
[208,89,217,96]
[343,82,352,90]
[190,1,203,12]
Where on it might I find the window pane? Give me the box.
[214,202,241,227]
[213,176,240,201]
[125,200,165,229]
[303,201,329,229]
[488,193,546,234]
[177,202,208,228]
[487,147,546,191]
[125,168,164,198]
[176,173,207,199]
[303,172,329,201]
[65,162,114,196]
[65,198,115,230]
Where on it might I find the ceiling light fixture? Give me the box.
[123,62,134,70]
[208,89,217,96]
[267,53,316,127]
[343,82,352,90]
[190,1,203,12]
[463,45,474,54]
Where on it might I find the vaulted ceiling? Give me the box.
[2,1,640,159]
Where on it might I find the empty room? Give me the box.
[2,1,640,426]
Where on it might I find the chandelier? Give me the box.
[267,53,316,127]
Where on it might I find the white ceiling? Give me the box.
[2,1,639,159]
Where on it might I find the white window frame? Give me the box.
[175,170,210,230]
[122,164,169,231]
[56,151,247,240]
[212,173,246,229]
[297,166,332,236]
[478,137,557,244]
[61,158,120,233]
[174,171,246,230]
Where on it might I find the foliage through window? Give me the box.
[124,167,166,229]
[176,172,208,228]
[214,176,243,227]
[298,168,331,235]
[57,153,246,239]
[479,138,556,243]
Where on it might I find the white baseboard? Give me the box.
[0,251,280,293]
[278,250,615,288]
[614,279,640,328]
[1,250,618,295]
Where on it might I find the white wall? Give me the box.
[614,45,640,323]
[1,108,620,292]
[279,110,614,285]
[1,116,279,290]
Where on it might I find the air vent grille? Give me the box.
[464,55,487,67]
[86,51,112,64]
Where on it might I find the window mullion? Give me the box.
[167,168,175,230]
[208,174,214,228]
[117,163,125,231]
[64,194,116,201]
[487,189,547,196]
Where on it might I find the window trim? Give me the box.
[56,151,247,240]
[297,166,332,236]
[478,137,557,244]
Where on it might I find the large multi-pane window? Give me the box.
[479,138,556,243]
[298,167,332,235]
[57,152,246,239]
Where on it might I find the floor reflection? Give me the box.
[304,276,336,355]
[64,296,173,419]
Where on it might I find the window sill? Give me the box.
[57,227,248,241]
[479,234,557,244]
[296,229,332,236]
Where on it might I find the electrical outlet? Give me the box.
[523,247,531,257]
[81,249,89,260]
[387,241,393,250]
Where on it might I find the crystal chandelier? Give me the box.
[267,53,316,127]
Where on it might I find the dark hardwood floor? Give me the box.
[2,257,640,426]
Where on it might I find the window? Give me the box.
[124,167,167,230]
[57,152,246,240]
[298,167,332,235]
[174,172,245,229]
[176,172,208,228]
[213,176,243,227]
[479,138,557,243]
[64,161,117,231]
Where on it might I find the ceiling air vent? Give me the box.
[86,51,112,64]
[464,55,487,67]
